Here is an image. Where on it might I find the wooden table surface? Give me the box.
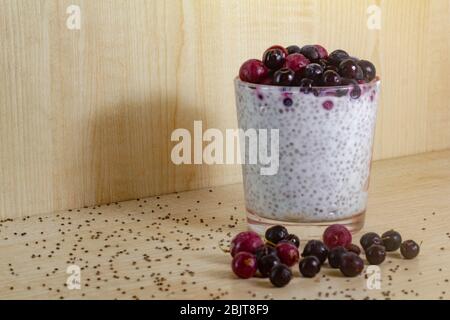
[1,151,450,300]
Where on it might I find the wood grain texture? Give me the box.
[1,151,450,300]
[0,0,449,218]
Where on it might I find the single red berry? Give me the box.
[232,252,257,279]
[239,59,269,84]
[285,53,310,73]
[276,242,299,267]
[230,231,263,257]
[323,224,352,249]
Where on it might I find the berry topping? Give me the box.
[314,44,329,59]
[328,49,350,66]
[269,264,292,287]
[299,256,321,278]
[322,100,334,111]
[239,59,269,84]
[339,252,364,277]
[381,230,402,252]
[338,59,360,79]
[276,242,300,267]
[262,46,287,70]
[400,240,420,259]
[285,53,310,73]
[341,78,362,99]
[328,246,347,268]
[273,68,295,86]
[282,234,300,248]
[230,231,264,257]
[365,244,386,265]
[302,240,329,264]
[231,252,257,279]
[360,232,382,251]
[358,60,377,82]
[299,78,314,93]
[286,45,301,55]
[265,225,289,245]
[323,224,352,249]
[300,45,320,61]
[258,254,280,278]
[322,70,342,86]
[303,63,324,81]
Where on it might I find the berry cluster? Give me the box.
[239,44,377,96]
[230,224,420,288]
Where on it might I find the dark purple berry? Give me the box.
[339,59,359,79]
[328,246,347,268]
[273,68,295,86]
[341,78,362,99]
[265,225,289,245]
[255,245,277,262]
[258,254,280,278]
[286,45,301,55]
[262,47,287,70]
[400,240,420,259]
[269,264,292,287]
[382,230,402,252]
[302,240,329,264]
[299,256,321,278]
[303,63,324,81]
[232,252,257,279]
[358,60,376,81]
[360,232,382,250]
[282,234,300,248]
[339,252,364,277]
[299,78,314,93]
[318,59,328,69]
[346,243,361,256]
[322,70,341,86]
[328,49,350,66]
[366,244,386,265]
[325,64,339,73]
[283,97,293,107]
[300,45,320,61]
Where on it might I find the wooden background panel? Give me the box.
[0,0,449,219]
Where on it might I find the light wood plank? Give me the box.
[0,0,449,218]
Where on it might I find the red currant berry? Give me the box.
[276,242,299,267]
[239,59,269,84]
[230,231,263,257]
[323,224,352,249]
[232,252,257,279]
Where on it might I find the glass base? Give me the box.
[247,209,365,239]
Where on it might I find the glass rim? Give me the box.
[235,76,380,91]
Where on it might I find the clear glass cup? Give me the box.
[234,78,381,238]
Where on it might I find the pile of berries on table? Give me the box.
[230,224,420,287]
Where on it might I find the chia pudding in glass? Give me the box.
[235,45,380,237]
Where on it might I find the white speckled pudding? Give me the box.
[234,78,380,236]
